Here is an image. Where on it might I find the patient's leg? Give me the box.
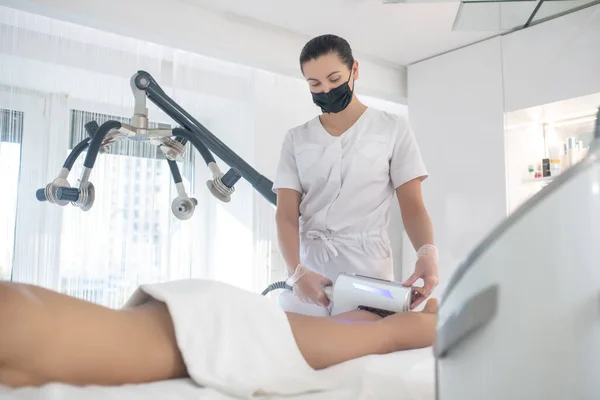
[0,281,435,388]
[287,300,437,369]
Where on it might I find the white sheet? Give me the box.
[0,349,435,399]
[123,279,334,398]
[0,279,435,399]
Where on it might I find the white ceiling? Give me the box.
[181,0,504,66]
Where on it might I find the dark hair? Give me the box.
[299,34,354,72]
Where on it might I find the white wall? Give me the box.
[502,5,600,112]
[406,37,507,296]
[0,0,407,103]
[406,4,600,296]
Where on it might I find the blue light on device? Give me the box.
[352,283,394,299]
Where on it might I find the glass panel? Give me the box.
[454,1,539,31]
[0,109,24,281]
[462,0,568,2]
[533,0,600,23]
[462,0,534,2]
[454,0,598,31]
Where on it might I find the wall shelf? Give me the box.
[522,176,555,184]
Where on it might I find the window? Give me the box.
[0,109,24,281]
[58,109,196,307]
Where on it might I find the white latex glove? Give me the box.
[288,264,332,307]
[403,244,439,309]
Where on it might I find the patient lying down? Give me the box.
[0,281,436,388]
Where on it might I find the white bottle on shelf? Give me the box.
[562,142,571,170]
[578,140,586,162]
[548,147,561,176]
[567,138,577,167]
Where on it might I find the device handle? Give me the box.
[37,186,78,202]
[85,121,99,138]
[221,168,242,188]
[56,187,81,202]
[83,120,122,169]
[35,188,48,202]
[435,284,499,359]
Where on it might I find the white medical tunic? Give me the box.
[273,108,428,316]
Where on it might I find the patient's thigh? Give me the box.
[285,309,381,325]
[3,283,185,387]
[330,310,382,323]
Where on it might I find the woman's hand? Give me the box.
[293,269,333,307]
[403,244,439,309]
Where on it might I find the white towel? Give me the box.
[123,279,335,399]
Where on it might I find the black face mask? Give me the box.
[311,74,354,114]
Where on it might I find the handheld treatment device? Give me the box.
[262,273,414,316]
[325,273,414,316]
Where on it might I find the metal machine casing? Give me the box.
[435,145,600,399]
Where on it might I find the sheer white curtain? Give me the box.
[0,6,260,305]
[0,5,406,306]
[0,98,25,282]
[249,71,320,289]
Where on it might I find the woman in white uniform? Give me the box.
[273,34,439,317]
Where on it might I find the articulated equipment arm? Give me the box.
[36,71,277,220]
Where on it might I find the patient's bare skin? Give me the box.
[0,281,436,388]
[287,299,437,369]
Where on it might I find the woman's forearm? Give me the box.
[402,207,435,252]
[276,215,301,275]
[396,180,435,253]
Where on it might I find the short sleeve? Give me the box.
[390,117,428,189]
[272,131,302,193]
